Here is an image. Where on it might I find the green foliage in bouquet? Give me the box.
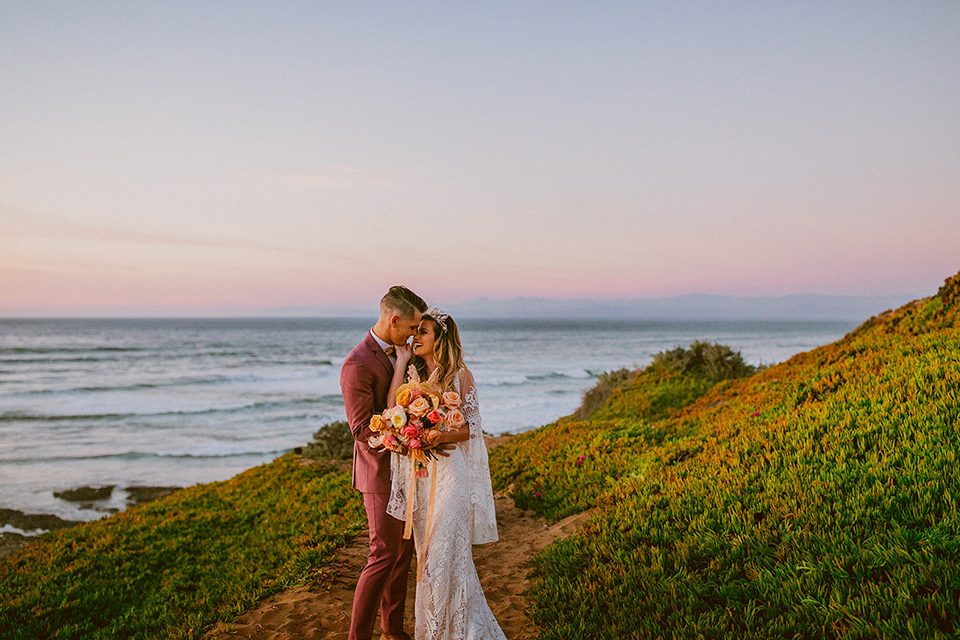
[0,456,364,640]
[490,269,960,639]
[300,420,355,460]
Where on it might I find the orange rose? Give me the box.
[409,396,430,417]
[369,414,385,432]
[395,387,413,407]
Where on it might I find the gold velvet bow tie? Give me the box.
[383,346,395,357]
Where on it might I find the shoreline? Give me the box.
[0,485,182,559]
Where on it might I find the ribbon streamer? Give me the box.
[402,451,439,583]
[403,450,423,541]
[416,459,438,582]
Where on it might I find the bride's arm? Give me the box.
[386,345,412,408]
[439,425,470,444]
[437,368,475,444]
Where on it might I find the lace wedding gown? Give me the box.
[388,369,506,640]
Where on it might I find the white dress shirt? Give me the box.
[369,329,396,365]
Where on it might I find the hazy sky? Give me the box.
[2,1,958,315]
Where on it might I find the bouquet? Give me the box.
[367,365,464,478]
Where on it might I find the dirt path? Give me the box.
[206,438,588,640]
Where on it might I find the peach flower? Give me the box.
[442,391,461,407]
[445,409,465,429]
[409,397,430,417]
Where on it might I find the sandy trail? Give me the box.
[206,438,587,640]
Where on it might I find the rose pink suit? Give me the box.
[341,332,416,640]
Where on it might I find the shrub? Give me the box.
[651,339,757,380]
[570,368,638,421]
[300,421,353,460]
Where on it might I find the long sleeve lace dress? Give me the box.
[387,369,506,640]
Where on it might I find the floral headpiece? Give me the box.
[426,307,450,333]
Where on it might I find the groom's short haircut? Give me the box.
[381,285,427,319]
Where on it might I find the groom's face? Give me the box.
[389,311,423,345]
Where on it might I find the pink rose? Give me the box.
[411,387,423,399]
[401,425,418,438]
[407,438,422,449]
[426,409,443,424]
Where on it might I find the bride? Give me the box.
[386,309,506,640]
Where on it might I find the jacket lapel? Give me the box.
[366,333,394,377]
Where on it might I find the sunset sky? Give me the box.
[1,1,958,316]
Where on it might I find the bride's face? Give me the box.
[412,320,438,358]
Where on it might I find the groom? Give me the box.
[341,285,428,640]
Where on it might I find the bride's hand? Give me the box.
[394,342,412,366]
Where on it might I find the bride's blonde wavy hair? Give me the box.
[412,309,464,392]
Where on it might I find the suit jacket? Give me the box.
[341,332,394,493]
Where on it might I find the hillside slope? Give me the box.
[489,270,960,639]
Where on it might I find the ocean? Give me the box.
[0,318,856,525]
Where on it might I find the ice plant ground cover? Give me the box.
[489,270,960,639]
[0,457,365,639]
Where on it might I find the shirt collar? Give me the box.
[369,328,392,353]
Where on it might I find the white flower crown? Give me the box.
[426,307,450,333]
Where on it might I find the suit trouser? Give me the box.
[348,491,416,640]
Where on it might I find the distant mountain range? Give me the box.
[442,294,920,321]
